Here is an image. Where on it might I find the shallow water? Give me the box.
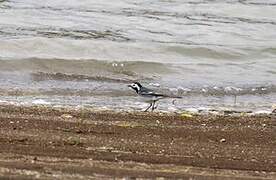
[0,0,276,111]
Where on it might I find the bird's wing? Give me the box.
[140,87,166,97]
[140,87,182,98]
[140,91,165,97]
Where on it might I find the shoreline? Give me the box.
[0,104,275,179]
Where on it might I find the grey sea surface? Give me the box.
[0,0,276,112]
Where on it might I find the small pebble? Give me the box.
[86,147,94,151]
[60,114,73,119]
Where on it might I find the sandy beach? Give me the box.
[1,0,276,179]
[0,104,275,179]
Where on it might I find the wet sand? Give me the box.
[0,104,275,179]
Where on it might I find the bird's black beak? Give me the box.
[127,85,132,88]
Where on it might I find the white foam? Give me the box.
[213,86,220,90]
[0,100,8,103]
[149,83,160,87]
[184,108,199,114]
[169,88,178,92]
[168,106,178,112]
[32,99,51,105]
[177,86,191,92]
[253,110,272,115]
[201,88,207,93]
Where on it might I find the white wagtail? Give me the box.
[128,82,181,112]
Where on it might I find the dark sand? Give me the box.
[0,105,275,179]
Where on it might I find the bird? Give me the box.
[128,82,181,112]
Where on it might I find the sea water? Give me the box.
[0,0,276,112]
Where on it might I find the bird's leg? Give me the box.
[144,103,152,112]
[151,101,156,112]
[153,102,158,110]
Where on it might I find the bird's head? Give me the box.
[128,82,142,93]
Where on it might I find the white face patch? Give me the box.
[133,83,140,91]
[129,83,140,91]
